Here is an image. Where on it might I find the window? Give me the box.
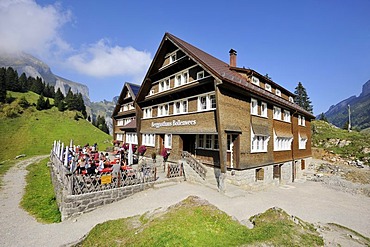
[283,110,291,122]
[299,133,307,149]
[164,134,172,148]
[116,133,123,141]
[197,71,204,80]
[175,74,182,87]
[196,134,219,150]
[117,119,124,126]
[298,115,306,126]
[261,102,268,117]
[173,100,188,114]
[159,79,170,92]
[273,130,293,151]
[143,107,152,119]
[126,132,138,144]
[251,98,258,115]
[198,93,216,111]
[142,133,155,147]
[149,89,155,96]
[289,96,294,103]
[275,89,281,97]
[183,72,188,84]
[265,83,272,92]
[251,76,259,86]
[158,104,169,117]
[197,134,204,148]
[251,127,269,153]
[170,53,177,63]
[273,106,281,120]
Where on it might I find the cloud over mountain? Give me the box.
[67,39,151,79]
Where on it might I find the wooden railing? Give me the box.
[181,151,207,180]
[50,151,156,195]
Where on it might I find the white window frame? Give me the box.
[298,133,307,149]
[116,133,123,141]
[283,110,291,122]
[289,96,294,103]
[251,127,269,153]
[273,106,282,120]
[197,71,204,80]
[159,79,170,92]
[251,76,260,86]
[126,132,138,144]
[142,133,155,147]
[117,119,124,126]
[169,52,177,64]
[173,99,188,115]
[302,116,306,126]
[275,89,281,97]
[265,83,272,92]
[149,89,155,96]
[261,102,268,118]
[143,107,152,119]
[197,93,216,112]
[164,134,172,149]
[157,104,169,117]
[251,98,258,115]
[273,130,293,151]
[298,115,306,126]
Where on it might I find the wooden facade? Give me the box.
[124,33,314,176]
[112,82,140,144]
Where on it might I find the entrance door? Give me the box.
[227,134,240,169]
[159,134,165,154]
[182,135,195,155]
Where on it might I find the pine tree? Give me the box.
[319,113,328,122]
[294,82,313,113]
[54,88,64,108]
[19,73,28,92]
[0,67,6,102]
[36,94,46,110]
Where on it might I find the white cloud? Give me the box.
[0,0,71,54]
[67,39,152,78]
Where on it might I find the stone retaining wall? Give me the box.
[48,160,154,221]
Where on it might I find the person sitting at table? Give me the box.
[98,158,104,173]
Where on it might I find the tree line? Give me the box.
[0,66,86,118]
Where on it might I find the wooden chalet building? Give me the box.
[133,33,315,187]
[112,82,140,145]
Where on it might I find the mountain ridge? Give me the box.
[323,80,370,130]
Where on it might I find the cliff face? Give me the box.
[323,80,370,130]
[0,52,91,105]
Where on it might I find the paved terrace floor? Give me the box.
[0,156,369,247]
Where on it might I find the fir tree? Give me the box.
[18,73,28,92]
[319,113,328,122]
[36,94,46,110]
[54,88,64,108]
[0,68,6,102]
[294,82,313,113]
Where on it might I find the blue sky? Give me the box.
[1,0,369,115]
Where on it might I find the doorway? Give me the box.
[226,134,239,169]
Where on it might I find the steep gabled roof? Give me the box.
[112,82,140,118]
[138,33,314,118]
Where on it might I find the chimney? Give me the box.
[229,49,237,67]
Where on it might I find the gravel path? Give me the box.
[1,156,369,246]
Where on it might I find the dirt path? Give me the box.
[0,156,369,246]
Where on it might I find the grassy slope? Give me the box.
[0,91,112,181]
[77,196,323,247]
[312,120,370,162]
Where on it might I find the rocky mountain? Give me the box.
[90,99,116,135]
[323,80,370,130]
[0,52,91,106]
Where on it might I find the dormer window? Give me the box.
[252,76,260,86]
[275,89,281,97]
[170,53,177,63]
[265,83,272,92]
[197,71,204,80]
